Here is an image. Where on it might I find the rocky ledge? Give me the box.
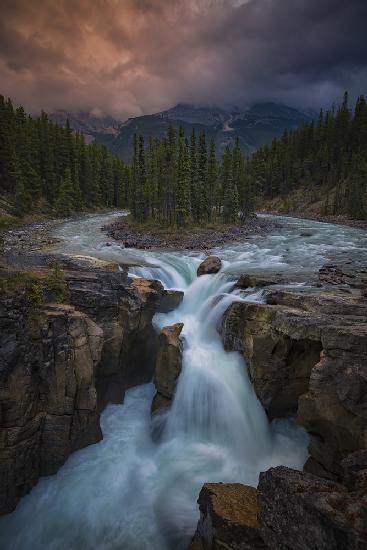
[190,463,367,549]
[0,259,183,514]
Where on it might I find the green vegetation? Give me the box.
[3,92,365,225]
[0,96,249,226]
[0,270,46,338]
[0,96,129,218]
[46,261,70,302]
[130,127,251,226]
[248,93,367,219]
[0,263,69,304]
[0,262,71,336]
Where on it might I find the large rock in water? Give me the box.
[220,286,367,480]
[258,466,367,550]
[197,256,222,276]
[151,322,184,413]
[191,483,267,549]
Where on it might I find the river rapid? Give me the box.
[1,213,367,550]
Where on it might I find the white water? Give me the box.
[1,212,366,550]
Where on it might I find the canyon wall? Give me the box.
[0,262,182,514]
[220,285,367,481]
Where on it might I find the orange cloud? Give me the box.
[0,0,366,118]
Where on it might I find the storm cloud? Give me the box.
[0,0,366,118]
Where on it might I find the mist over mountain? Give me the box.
[49,110,121,144]
[55,102,315,161]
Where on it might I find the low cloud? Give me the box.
[0,0,366,119]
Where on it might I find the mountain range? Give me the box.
[50,103,315,161]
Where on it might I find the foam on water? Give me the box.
[1,212,366,549]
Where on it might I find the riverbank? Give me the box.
[0,210,126,258]
[103,216,277,250]
[261,209,367,230]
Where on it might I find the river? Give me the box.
[1,213,366,550]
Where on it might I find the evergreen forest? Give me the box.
[248,92,367,219]
[0,96,129,218]
[1,92,366,224]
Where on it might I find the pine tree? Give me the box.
[197,131,209,222]
[55,169,76,216]
[222,147,239,223]
[176,128,191,225]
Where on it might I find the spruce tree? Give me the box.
[176,128,191,225]
[55,169,76,216]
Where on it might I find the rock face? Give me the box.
[235,273,291,289]
[192,483,267,549]
[65,268,181,409]
[258,466,367,550]
[151,322,184,413]
[191,465,367,550]
[0,299,103,515]
[220,287,367,480]
[159,289,184,313]
[0,260,181,514]
[197,256,222,276]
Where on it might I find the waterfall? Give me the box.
[8,211,364,549]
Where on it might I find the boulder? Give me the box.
[197,256,222,276]
[258,466,367,550]
[158,289,184,313]
[235,273,285,289]
[220,287,367,479]
[152,323,184,413]
[192,483,267,549]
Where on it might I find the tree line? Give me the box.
[130,127,253,225]
[0,96,130,217]
[2,92,366,224]
[0,96,253,225]
[248,92,367,219]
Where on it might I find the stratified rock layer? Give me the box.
[0,300,103,514]
[65,267,182,408]
[220,286,367,479]
[0,261,182,514]
[151,322,184,413]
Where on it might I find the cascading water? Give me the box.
[1,212,366,550]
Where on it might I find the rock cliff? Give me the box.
[0,297,103,514]
[220,285,367,480]
[191,464,367,549]
[0,260,182,514]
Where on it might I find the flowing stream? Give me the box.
[1,213,367,550]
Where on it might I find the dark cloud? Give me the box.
[0,0,366,118]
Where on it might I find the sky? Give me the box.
[1,0,367,120]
